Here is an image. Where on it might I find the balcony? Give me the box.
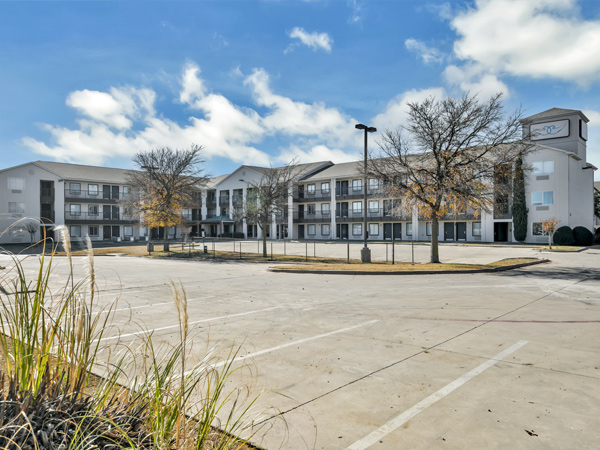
[293,189,332,202]
[293,211,331,223]
[40,188,55,202]
[218,196,230,207]
[64,212,136,224]
[64,190,131,202]
[232,194,243,206]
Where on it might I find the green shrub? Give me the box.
[553,226,575,246]
[573,226,594,246]
[594,228,600,244]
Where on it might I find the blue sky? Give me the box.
[1,0,599,179]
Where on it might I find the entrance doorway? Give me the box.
[494,222,508,242]
[456,222,466,241]
[298,225,305,239]
[336,223,349,239]
[444,222,454,241]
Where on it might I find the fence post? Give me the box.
[305,242,308,261]
[240,241,242,260]
[412,240,414,264]
[271,242,273,260]
[284,240,286,256]
[392,240,395,265]
[347,241,350,263]
[233,239,235,252]
[213,239,216,259]
[314,241,316,258]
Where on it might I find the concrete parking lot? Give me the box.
[1,245,599,449]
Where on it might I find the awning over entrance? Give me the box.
[200,215,234,224]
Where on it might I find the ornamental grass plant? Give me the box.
[0,227,264,450]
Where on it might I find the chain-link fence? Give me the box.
[192,238,433,264]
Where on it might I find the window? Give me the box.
[8,202,25,214]
[472,222,482,236]
[307,204,316,216]
[321,182,330,194]
[307,184,316,195]
[406,223,413,236]
[70,204,81,216]
[321,224,330,235]
[69,183,81,195]
[123,226,133,237]
[307,224,316,236]
[369,223,379,236]
[532,191,554,206]
[70,225,81,237]
[352,223,362,236]
[88,226,99,237]
[426,222,432,236]
[8,177,25,190]
[368,200,379,213]
[88,205,99,216]
[368,178,379,191]
[123,186,130,197]
[352,201,362,214]
[88,184,99,196]
[532,161,554,175]
[321,203,330,215]
[532,222,546,236]
[383,200,392,216]
[352,179,362,192]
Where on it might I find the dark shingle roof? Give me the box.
[33,161,133,183]
[521,108,589,123]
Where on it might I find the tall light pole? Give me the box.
[355,123,377,263]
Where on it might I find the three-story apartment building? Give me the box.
[0,108,596,245]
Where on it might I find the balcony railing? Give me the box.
[40,188,55,202]
[64,212,136,222]
[218,196,230,207]
[64,190,132,201]
[232,195,243,206]
[293,189,331,202]
[293,211,331,223]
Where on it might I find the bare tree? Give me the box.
[242,160,298,258]
[370,93,532,263]
[125,145,207,252]
[541,217,560,249]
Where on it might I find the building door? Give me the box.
[112,226,120,238]
[112,206,119,220]
[103,226,111,240]
[103,205,111,220]
[103,185,111,199]
[298,185,304,199]
[298,225,305,239]
[341,202,348,217]
[393,223,402,240]
[494,223,508,242]
[456,222,467,240]
[341,180,348,196]
[383,223,392,240]
[340,224,348,239]
[112,186,119,200]
[444,222,455,241]
[298,204,304,219]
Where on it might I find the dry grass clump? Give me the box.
[0,228,263,449]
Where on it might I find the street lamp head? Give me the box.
[355,123,377,133]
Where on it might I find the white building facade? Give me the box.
[0,108,596,245]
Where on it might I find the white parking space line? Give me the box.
[208,319,379,370]
[101,295,215,313]
[99,306,281,341]
[345,340,529,450]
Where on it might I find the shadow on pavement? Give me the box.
[497,265,600,281]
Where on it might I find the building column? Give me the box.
[287,185,294,240]
[242,187,248,238]
[330,177,336,239]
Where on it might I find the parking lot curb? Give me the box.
[267,258,550,275]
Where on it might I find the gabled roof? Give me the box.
[521,108,589,123]
[31,161,134,183]
[301,160,363,181]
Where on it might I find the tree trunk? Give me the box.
[549,232,552,250]
[164,225,170,252]
[430,214,441,263]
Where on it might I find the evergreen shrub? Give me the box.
[573,226,594,246]
[553,226,575,246]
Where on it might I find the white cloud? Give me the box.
[244,68,356,147]
[583,110,600,179]
[372,87,447,132]
[21,63,363,169]
[277,144,359,165]
[286,27,333,53]
[444,63,509,99]
[451,0,600,83]
[405,38,444,64]
[347,0,363,25]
